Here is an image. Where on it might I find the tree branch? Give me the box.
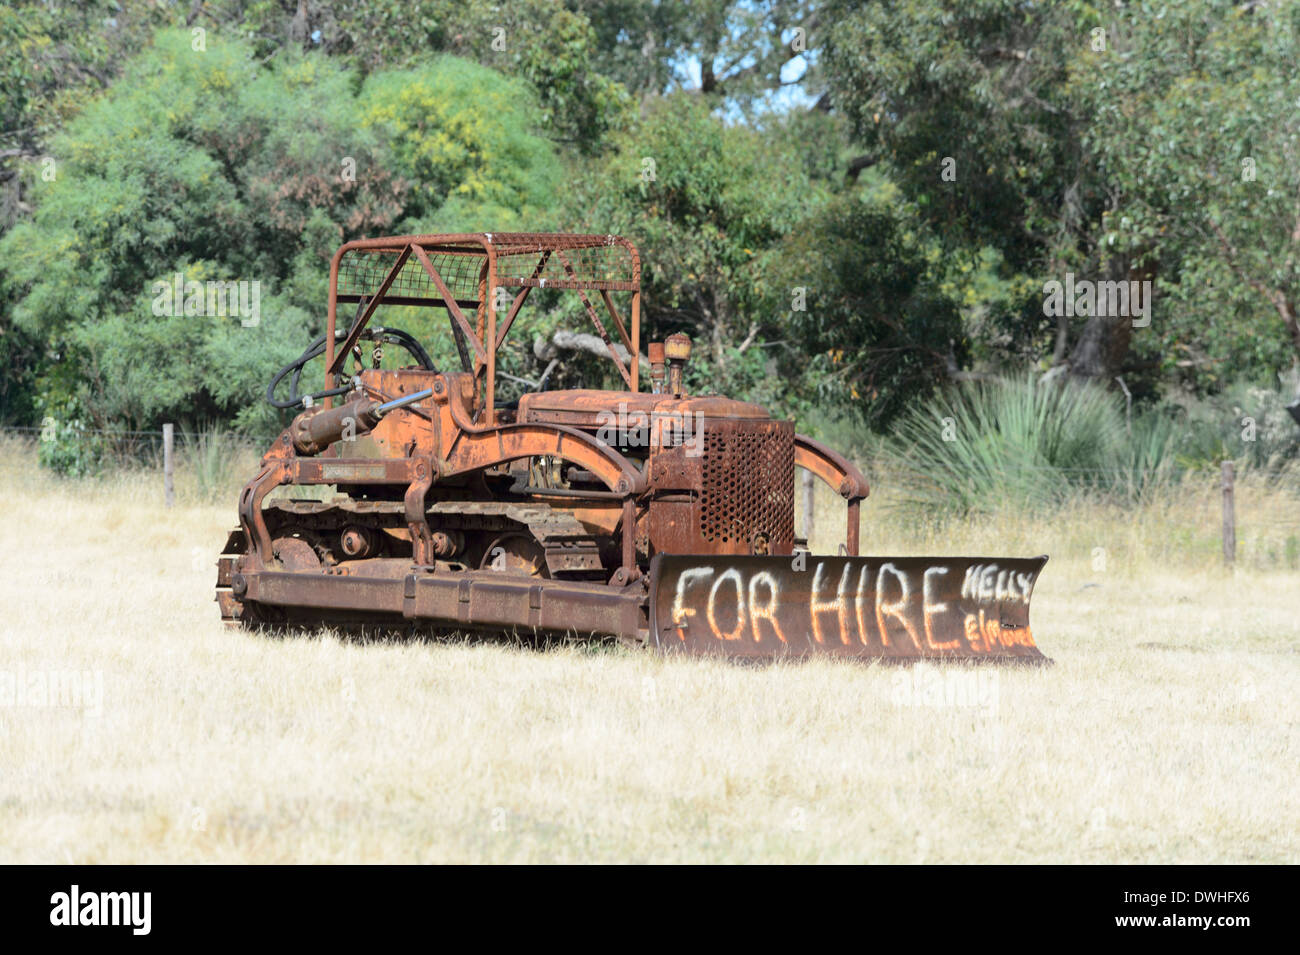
[845,153,878,183]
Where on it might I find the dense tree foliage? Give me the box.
[0,0,1296,459]
[0,31,563,434]
[820,0,1300,395]
[1084,2,1300,385]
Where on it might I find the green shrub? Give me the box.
[881,375,1182,515]
[185,425,236,503]
[1170,373,1300,470]
[36,397,103,478]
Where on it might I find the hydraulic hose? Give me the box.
[266,327,437,409]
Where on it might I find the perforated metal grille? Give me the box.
[699,422,795,550]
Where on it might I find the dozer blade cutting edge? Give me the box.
[649,554,1049,663]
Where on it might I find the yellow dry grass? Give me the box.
[0,434,1296,863]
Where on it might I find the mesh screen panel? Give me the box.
[336,234,638,304]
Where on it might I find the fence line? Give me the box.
[0,424,265,446]
[3,425,1284,475]
[3,423,1294,568]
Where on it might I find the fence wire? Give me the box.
[0,424,266,448]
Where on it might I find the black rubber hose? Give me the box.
[265,328,437,409]
[265,336,327,408]
[382,328,437,372]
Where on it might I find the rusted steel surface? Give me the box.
[698,418,795,555]
[517,389,769,425]
[220,231,1052,663]
[648,554,1049,662]
[229,566,646,641]
[333,233,640,304]
[290,396,383,455]
[325,233,642,419]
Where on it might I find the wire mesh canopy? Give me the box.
[327,232,643,397]
[335,233,640,306]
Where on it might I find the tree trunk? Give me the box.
[1051,312,1069,365]
[1275,296,1300,359]
[1066,257,1147,381]
[288,0,308,47]
[1067,314,1128,380]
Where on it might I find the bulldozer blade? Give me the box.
[648,554,1049,663]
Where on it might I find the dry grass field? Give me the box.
[1,434,1297,863]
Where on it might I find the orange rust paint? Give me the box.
[222,232,1050,663]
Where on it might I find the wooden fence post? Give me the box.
[163,423,175,508]
[801,468,815,547]
[1221,460,1235,568]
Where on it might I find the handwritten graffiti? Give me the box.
[663,558,1042,654]
[960,563,1035,606]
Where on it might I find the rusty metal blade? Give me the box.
[648,554,1049,663]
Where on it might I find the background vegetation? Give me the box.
[1,1,1298,502]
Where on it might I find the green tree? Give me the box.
[774,195,966,425]
[822,0,1125,378]
[270,0,634,155]
[359,57,563,230]
[569,95,815,376]
[0,31,566,441]
[1084,1,1300,383]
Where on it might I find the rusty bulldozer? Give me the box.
[217,233,1048,662]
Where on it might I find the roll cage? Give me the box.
[324,232,642,421]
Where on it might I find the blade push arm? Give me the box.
[794,434,870,556]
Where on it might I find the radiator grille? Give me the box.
[699,422,795,550]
